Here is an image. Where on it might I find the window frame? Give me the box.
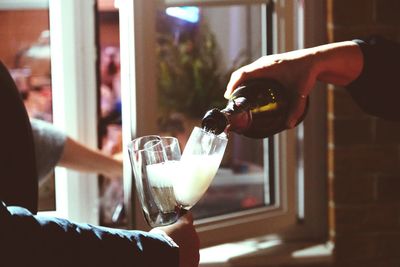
[119,0,328,247]
[39,0,99,225]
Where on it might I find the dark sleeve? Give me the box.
[0,61,38,213]
[0,202,179,267]
[346,36,400,121]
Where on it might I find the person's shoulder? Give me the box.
[0,201,34,221]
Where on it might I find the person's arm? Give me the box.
[0,201,199,267]
[31,118,123,180]
[225,40,363,128]
[59,136,122,177]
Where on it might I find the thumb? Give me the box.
[286,95,308,129]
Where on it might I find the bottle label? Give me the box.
[251,102,278,113]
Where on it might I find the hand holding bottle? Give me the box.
[224,41,364,128]
[203,78,306,138]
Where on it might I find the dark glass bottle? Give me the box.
[201,78,308,138]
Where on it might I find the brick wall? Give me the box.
[327,0,400,266]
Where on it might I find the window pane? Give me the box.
[155,4,273,219]
[0,4,55,211]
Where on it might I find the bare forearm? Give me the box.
[59,137,123,177]
[311,41,364,86]
[225,40,365,128]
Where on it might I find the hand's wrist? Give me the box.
[312,41,363,86]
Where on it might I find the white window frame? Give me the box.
[119,0,328,247]
[42,0,99,225]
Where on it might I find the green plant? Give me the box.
[156,15,226,119]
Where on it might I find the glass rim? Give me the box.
[192,126,228,141]
[127,135,180,152]
[127,135,162,153]
[159,136,180,148]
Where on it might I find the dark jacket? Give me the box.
[0,202,178,266]
[348,36,400,121]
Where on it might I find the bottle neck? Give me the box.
[222,100,252,133]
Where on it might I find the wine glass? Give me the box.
[128,128,227,227]
[128,135,181,227]
[174,127,228,210]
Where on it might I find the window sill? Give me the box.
[200,237,333,267]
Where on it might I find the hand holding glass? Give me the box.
[128,127,227,227]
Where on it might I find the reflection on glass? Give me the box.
[0,5,55,211]
[156,4,270,219]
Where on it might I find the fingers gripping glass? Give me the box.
[128,128,227,227]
